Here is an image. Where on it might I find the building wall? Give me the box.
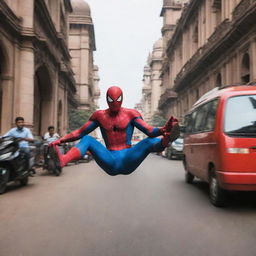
[159,0,256,122]
[0,0,76,135]
[68,2,99,111]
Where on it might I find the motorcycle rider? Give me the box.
[4,117,35,175]
[43,126,60,166]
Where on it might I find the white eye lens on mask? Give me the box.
[107,96,113,103]
[117,95,122,102]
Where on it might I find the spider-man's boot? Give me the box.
[53,146,81,168]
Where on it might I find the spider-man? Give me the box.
[51,86,179,176]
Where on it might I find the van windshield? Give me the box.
[224,95,256,137]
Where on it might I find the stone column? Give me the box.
[18,43,34,126]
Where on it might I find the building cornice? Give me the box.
[0,0,21,37]
[160,2,183,17]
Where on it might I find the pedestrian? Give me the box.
[50,86,180,175]
[4,116,35,174]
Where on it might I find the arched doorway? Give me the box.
[57,100,62,135]
[34,65,53,136]
[241,53,250,83]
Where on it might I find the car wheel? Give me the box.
[0,168,9,194]
[20,176,29,186]
[185,171,194,184]
[209,169,227,207]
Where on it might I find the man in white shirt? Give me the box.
[44,126,60,145]
[43,126,60,166]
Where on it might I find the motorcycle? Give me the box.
[0,136,35,194]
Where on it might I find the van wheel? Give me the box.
[209,170,227,207]
[0,168,9,194]
[185,171,194,184]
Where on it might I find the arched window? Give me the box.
[216,73,222,87]
[241,53,250,83]
[34,65,53,136]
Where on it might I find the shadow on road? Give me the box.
[4,182,36,194]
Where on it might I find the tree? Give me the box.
[151,113,166,127]
[68,107,95,132]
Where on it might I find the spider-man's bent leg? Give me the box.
[118,137,165,175]
[75,136,119,176]
[62,136,165,176]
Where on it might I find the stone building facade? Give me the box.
[0,0,99,136]
[141,39,164,122]
[158,0,256,122]
[69,0,100,110]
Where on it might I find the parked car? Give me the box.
[182,84,256,207]
[166,137,184,160]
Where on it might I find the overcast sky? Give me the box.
[85,0,163,109]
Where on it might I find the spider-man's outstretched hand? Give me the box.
[160,116,179,135]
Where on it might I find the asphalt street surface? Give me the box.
[1,154,256,256]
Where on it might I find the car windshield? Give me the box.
[224,95,256,137]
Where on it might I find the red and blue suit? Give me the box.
[52,86,179,176]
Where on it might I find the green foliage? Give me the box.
[68,107,95,132]
[151,113,166,127]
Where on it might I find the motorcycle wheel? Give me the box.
[54,167,62,176]
[0,168,10,194]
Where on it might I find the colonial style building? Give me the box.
[69,0,100,110]
[0,0,99,136]
[141,39,164,122]
[158,0,256,122]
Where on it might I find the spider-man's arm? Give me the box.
[131,110,178,137]
[131,110,163,137]
[51,112,99,144]
[133,117,163,137]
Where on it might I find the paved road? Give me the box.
[1,154,256,256]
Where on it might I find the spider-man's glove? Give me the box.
[160,116,179,134]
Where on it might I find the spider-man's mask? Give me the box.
[106,86,123,113]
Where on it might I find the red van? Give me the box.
[182,84,256,206]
